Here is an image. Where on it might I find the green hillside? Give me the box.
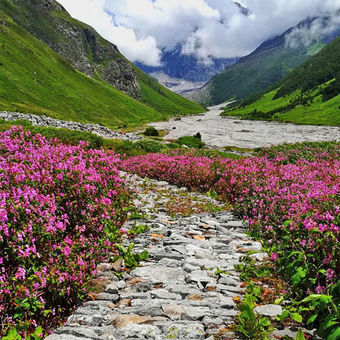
[0,11,168,128]
[222,36,340,126]
[190,16,340,106]
[193,45,310,105]
[0,0,204,127]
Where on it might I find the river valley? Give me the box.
[151,104,340,149]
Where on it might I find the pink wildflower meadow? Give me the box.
[121,145,339,296]
[0,127,130,336]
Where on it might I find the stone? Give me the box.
[162,304,183,320]
[44,172,281,340]
[150,289,182,300]
[114,323,162,338]
[185,271,216,285]
[45,335,89,340]
[254,304,283,318]
[159,322,205,339]
[131,266,186,283]
[95,293,119,301]
[111,314,165,329]
[182,306,211,320]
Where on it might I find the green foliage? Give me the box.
[233,290,273,339]
[299,284,340,340]
[135,139,165,153]
[3,326,43,340]
[175,136,205,149]
[223,85,340,125]
[321,77,340,101]
[234,255,273,282]
[127,223,150,235]
[144,126,159,137]
[115,243,149,269]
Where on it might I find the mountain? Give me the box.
[135,46,238,95]
[0,0,204,127]
[191,15,340,105]
[222,34,340,126]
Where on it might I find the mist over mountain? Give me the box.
[135,45,238,94]
[191,13,340,105]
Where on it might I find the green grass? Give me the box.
[0,11,170,129]
[0,0,204,126]
[222,86,340,126]
[135,68,205,116]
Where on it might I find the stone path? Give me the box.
[46,174,266,340]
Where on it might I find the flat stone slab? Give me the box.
[131,266,186,283]
[254,304,283,318]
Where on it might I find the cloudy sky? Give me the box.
[56,0,340,66]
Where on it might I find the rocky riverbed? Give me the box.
[151,104,340,149]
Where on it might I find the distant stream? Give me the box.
[151,104,340,149]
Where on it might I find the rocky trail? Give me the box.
[45,174,280,340]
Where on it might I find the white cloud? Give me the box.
[56,0,161,66]
[56,0,340,66]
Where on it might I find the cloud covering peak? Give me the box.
[56,0,340,66]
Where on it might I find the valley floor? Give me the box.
[151,104,340,149]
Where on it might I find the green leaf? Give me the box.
[128,242,135,253]
[291,313,303,323]
[327,327,340,340]
[139,250,149,261]
[301,294,332,304]
[283,220,292,228]
[274,296,284,305]
[296,329,306,340]
[280,310,290,322]
[292,267,307,286]
[115,244,127,255]
[259,317,272,327]
[307,314,318,324]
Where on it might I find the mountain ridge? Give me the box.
[0,0,204,127]
[222,34,340,126]
[191,15,340,106]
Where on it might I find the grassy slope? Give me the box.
[0,11,169,129]
[0,0,204,119]
[223,88,340,126]
[222,36,340,126]
[206,47,309,105]
[135,68,205,115]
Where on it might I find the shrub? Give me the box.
[143,126,159,137]
[135,139,164,153]
[175,136,205,149]
[0,127,130,337]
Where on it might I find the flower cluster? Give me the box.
[121,144,339,297]
[0,127,129,336]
